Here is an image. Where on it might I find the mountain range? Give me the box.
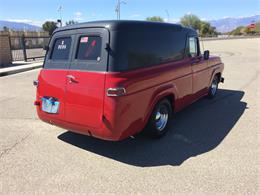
[0,20,42,31]
[1,15,260,33]
[208,14,260,33]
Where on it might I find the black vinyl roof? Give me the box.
[54,20,197,35]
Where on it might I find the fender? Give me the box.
[142,83,178,128]
[208,65,222,86]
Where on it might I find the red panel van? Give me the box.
[34,21,224,141]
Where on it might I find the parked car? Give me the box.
[34,20,224,141]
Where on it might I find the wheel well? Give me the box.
[215,72,221,82]
[164,94,175,111]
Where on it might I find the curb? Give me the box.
[0,64,42,77]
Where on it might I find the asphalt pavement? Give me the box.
[0,38,259,194]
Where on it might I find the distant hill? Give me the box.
[0,20,42,31]
[209,15,260,33]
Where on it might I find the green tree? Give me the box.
[200,21,218,37]
[180,14,218,37]
[66,20,78,26]
[42,21,58,35]
[244,27,256,35]
[230,26,244,35]
[180,14,201,30]
[146,16,164,22]
[3,26,9,32]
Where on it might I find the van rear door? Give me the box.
[38,31,75,120]
[65,28,109,128]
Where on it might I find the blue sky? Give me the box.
[0,0,259,26]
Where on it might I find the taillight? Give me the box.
[34,100,40,106]
[107,87,126,97]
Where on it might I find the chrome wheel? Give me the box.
[211,79,218,95]
[145,99,172,138]
[208,76,219,98]
[155,106,169,131]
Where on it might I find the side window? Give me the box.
[51,37,71,60]
[111,30,187,71]
[188,37,198,57]
[76,36,102,61]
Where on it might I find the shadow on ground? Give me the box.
[58,89,247,167]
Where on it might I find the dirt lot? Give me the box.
[0,38,259,194]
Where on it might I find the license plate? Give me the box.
[41,97,60,114]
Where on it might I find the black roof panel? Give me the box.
[54,20,197,34]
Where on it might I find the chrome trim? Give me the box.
[66,75,76,79]
[107,87,126,97]
[155,109,169,131]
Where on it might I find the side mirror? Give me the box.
[43,45,49,51]
[204,50,210,60]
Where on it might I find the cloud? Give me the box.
[130,14,141,18]
[91,13,103,19]
[74,12,83,21]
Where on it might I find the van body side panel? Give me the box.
[103,60,193,139]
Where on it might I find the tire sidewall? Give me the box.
[147,99,172,137]
[208,76,219,98]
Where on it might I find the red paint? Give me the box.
[36,56,224,141]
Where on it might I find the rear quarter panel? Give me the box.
[103,59,193,139]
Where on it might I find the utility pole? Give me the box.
[115,0,126,20]
[165,9,170,22]
[57,5,63,27]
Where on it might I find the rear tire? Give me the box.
[208,75,219,98]
[145,99,172,138]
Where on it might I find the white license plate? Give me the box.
[41,97,60,114]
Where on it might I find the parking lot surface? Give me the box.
[0,38,259,194]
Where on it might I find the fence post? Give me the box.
[8,35,13,62]
[0,32,12,67]
[21,35,27,61]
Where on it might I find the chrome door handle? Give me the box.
[67,75,75,79]
[67,75,78,83]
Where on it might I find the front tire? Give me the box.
[146,99,172,138]
[208,75,219,98]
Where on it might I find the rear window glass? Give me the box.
[51,37,71,60]
[76,36,102,61]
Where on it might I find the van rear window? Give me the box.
[76,36,102,61]
[51,37,71,60]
